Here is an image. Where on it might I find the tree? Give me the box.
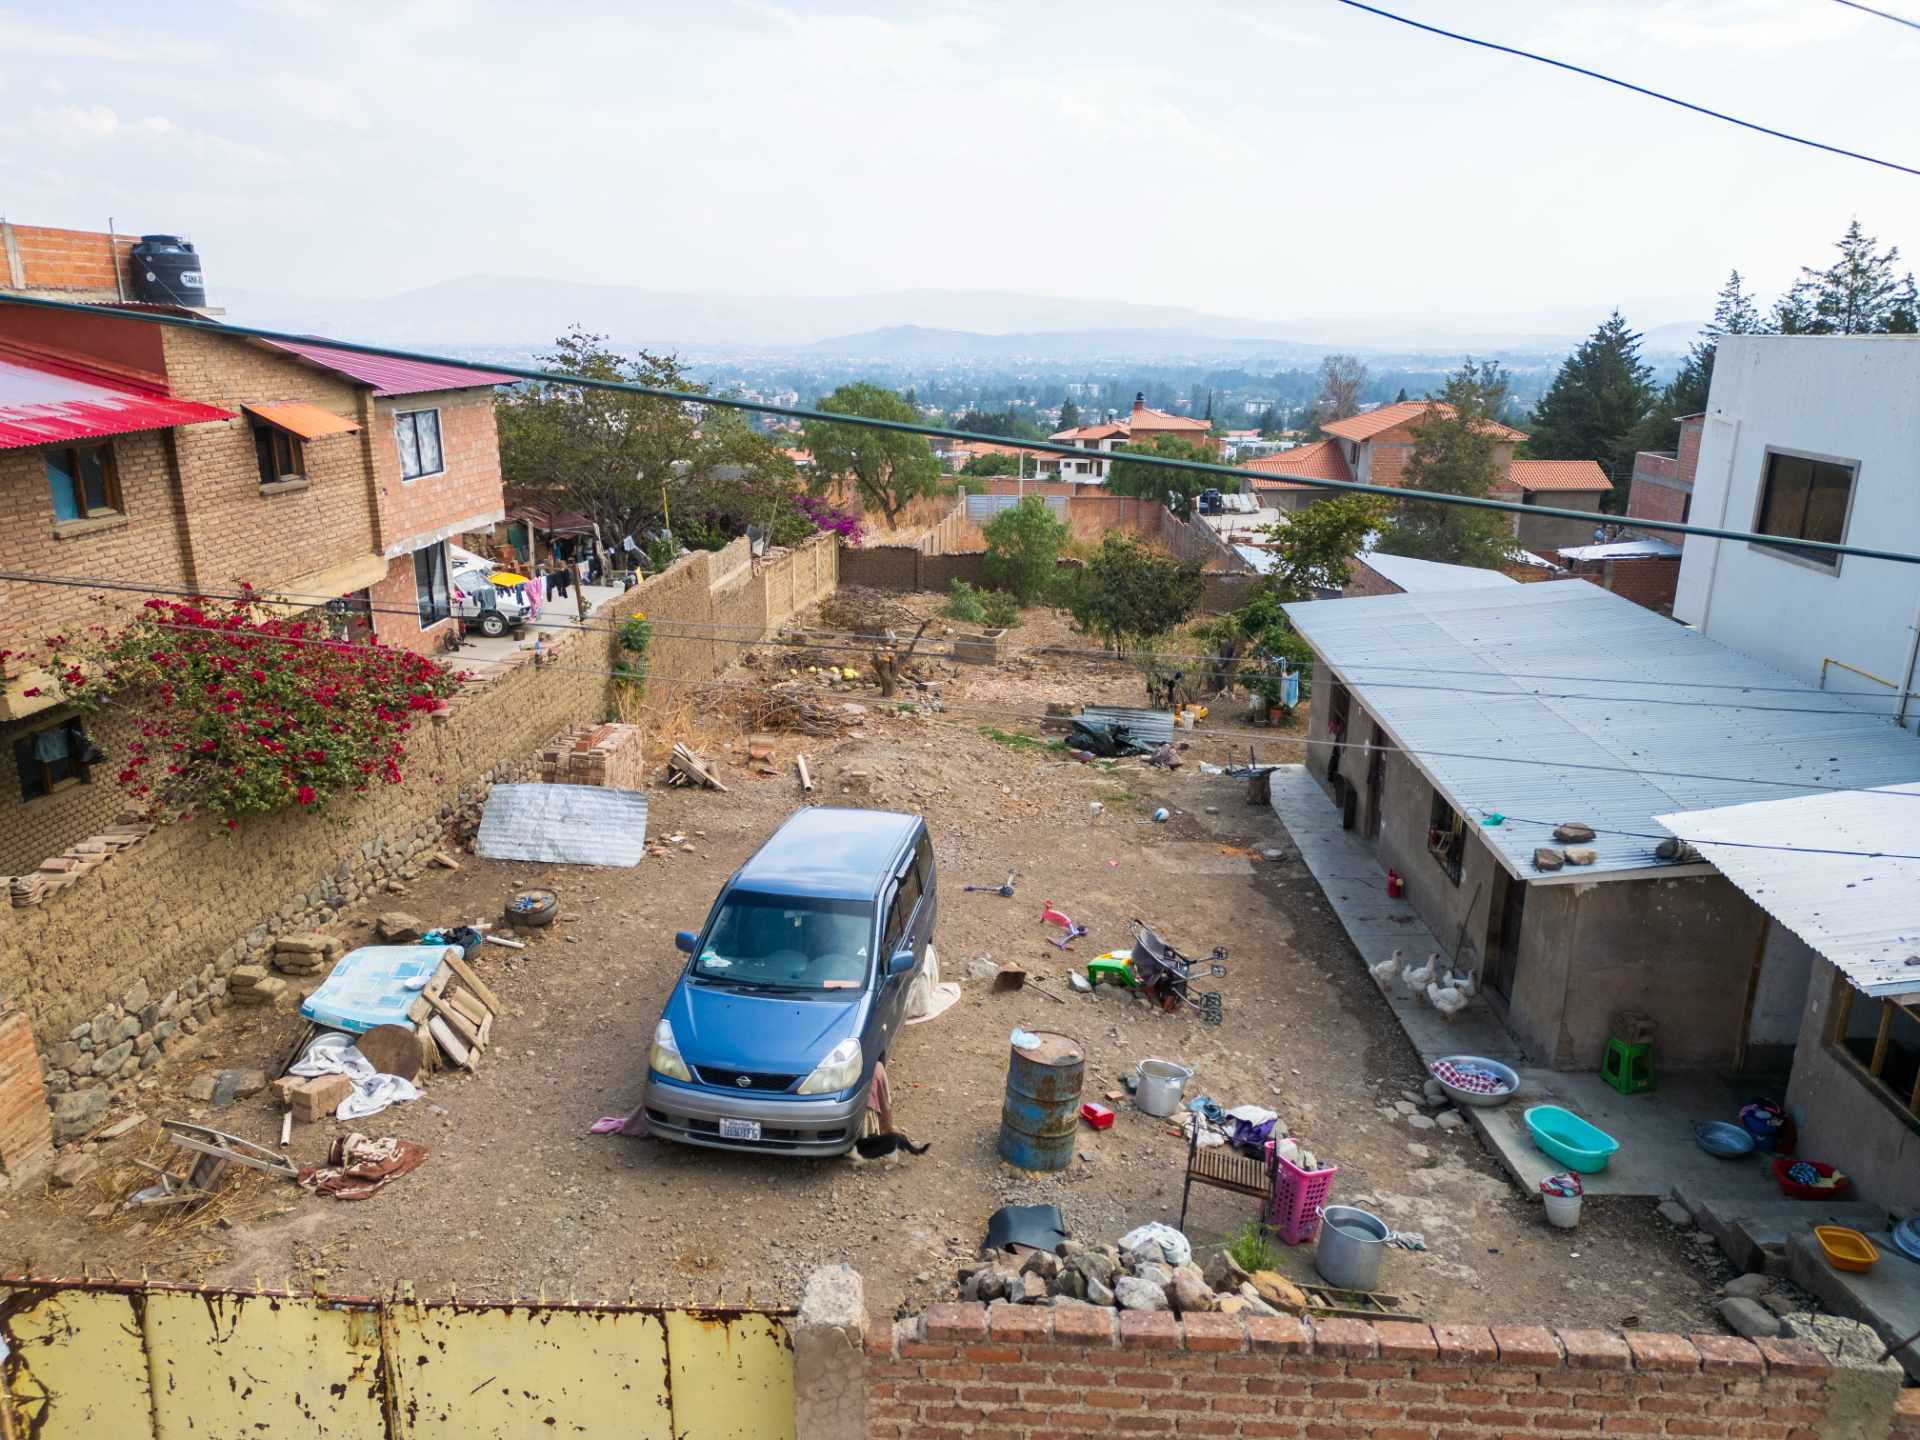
[982,495,1069,604]
[1257,405,1280,436]
[1525,310,1656,506]
[1056,397,1081,431]
[803,383,943,527]
[1774,220,1911,335]
[1106,435,1219,518]
[1257,496,1385,603]
[1632,272,1761,455]
[1313,354,1369,427]
[1375,362,1518,569]
[495,328,705,546]
[1065,535,1204,652]
[961,451,1021,478]
[1393,387,1409,404]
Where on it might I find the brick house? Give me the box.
[1627,411,1704,545]
[0,292,510,876]
[1041,393,1217,483]
[1242,401,1612,549]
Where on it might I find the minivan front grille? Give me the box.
[692,1066,799,1092]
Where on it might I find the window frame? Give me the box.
[45,443,123,523]
[13,717,93,802]
[1827,977,1920,1132]
[395,408,445,482]
[1749,447,1858,574]
[1427,789,1465,887]
[252,423,307,487]
[413,542,452,627]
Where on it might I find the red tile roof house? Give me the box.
[1241,400,1612,549]
[1041,393,1217,484]
[0,293,511,878]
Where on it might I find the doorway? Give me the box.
[1487,869,1526,1003]
[1364,722,1389,841]
[1326,682,1351,797]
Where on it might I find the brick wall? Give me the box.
[0,536,837,1076]
[866,1304,1904,1440]
[1512,492,1605,553]
[1343,559,1404,598]
[370,389,506,557]
[1564,556,1682,614]
[0,705,142,876]
[0,223,136,298]
[0,1005,53,1177]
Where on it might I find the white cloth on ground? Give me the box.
[292,1031,420,1120]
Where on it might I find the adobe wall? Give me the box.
[864,1302,1907,1440]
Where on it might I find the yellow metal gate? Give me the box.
[0,1278,795,1439]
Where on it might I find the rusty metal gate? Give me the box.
[0,1277,795,1439]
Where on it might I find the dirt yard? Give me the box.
[1,602,1727,1332]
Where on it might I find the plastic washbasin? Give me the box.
[1523,1105,1620,1174]
[1813,1226,1878,1274]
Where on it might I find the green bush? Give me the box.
[981,589,1021,629]
[983,495,1069,603]
[614,613,652,690]
[945,578,987,623]
[1225,1222,1284,1275]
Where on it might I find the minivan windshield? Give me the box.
[692,892,873,991]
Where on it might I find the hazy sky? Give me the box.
[3,0,1917,328]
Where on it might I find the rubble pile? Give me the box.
[956,1237,1310,1318]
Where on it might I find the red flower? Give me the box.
[296,785,317,806]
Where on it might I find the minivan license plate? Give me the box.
[719,1118,761,1142]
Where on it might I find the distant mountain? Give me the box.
[215,274,1700,362]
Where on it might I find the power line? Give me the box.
[1477,811,1920,863]
[3,292,1920,567]
[1830,0,1920,32]
[1329,0,1920,179]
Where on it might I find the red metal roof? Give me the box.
[265,338,517,398]
[0,349,233,450]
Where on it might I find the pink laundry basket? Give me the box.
[1268,1145,1339,1245]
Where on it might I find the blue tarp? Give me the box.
[299,945,448,1034]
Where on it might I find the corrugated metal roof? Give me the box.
[1282,581,1920,879]
[265,338,517,398]
[474,783,649,866]
[1656,784,1920,998]
[1354,551,1520,594]
[0,351,233,449]
[242,400,360,439]
[1078,706,1176,746]
[1234,544,1277,575]
[1557,539,1682,562]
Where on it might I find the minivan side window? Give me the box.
[912,830,933,894]
[883,858,922,958]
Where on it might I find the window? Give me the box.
[1829,981,1920,1128]
[1428,790,1465,886]
[253,424,306,486]
[413,542,451,627]
[883,853,924,958]
[692,892,872,991]
[45,444,121,522]
[13,718,94,801]
[395,409,443,480]
[1754,451,1854,569]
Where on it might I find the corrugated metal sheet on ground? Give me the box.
[965,492,1066,522]
[475,783,649,865]
[1282,581,1920,878]
[1658,782,1920,998]
[0,351,233,449]
[1078,706,1175,746]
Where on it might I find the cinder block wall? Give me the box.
[864,1303,1908,1440]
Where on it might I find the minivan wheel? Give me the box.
[477,609,508,638]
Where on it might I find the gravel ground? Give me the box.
[1,607,1727,1333]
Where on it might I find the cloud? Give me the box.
[0,18,216,63]
[1531,0,1865,57]
[35,104,122,138]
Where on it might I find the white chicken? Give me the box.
[1453,973,1478,1000]
[1403,951,1439,990]
[1369,948,1405,987]
[1427,981,1469,1018]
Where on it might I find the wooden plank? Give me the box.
[414,1019,440,1073]
[446,989,489,1028]
[1871,999,1894,1076]
[426,991,482,1051]
[442,950,502,1013]
[427,1015,474,1071]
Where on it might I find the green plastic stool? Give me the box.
[1601,1036,1654,1095]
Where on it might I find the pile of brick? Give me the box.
[227,965,289,1009]
[9,821,154,908]
[271,932,343,979]
[540,722,647,790]
[271,1071,353,1124]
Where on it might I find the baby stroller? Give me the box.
[1127,918,1227,1025]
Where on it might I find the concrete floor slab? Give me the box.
[1786,1229,1920,1381]
[451,583,626,673]
[1269,764,1766,1200]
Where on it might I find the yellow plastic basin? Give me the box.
[1814,1226,1878,1273]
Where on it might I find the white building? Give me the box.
[1674,333,1920,727]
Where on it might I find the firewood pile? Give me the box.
[686,680,856,737]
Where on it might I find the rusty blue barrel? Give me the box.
[998,1030,1085,1171]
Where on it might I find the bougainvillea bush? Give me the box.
[795,493,865,546]
[38,592,461,825]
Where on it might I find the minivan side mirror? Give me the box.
[886,948,916,977]
[674,930,698,955]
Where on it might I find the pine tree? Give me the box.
[1056,397,1081,431]
[1375,363,1516,569]
[1393,387,1409,403]
[1633,272,1760,454]
[1773,221,1907,334]
[1526,310,1656,508]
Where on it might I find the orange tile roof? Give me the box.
[1244,438,1352,491]
[1050,423,1128,442]
[1504,458,1612,493]
[1128,406,1211,432]
[1321,400,1528,443]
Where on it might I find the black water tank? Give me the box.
[129,235,206,307]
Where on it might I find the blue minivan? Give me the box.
[643,808,937,1156]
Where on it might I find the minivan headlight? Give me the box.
[795,1037,863,1095]
[649,1018,692,1082]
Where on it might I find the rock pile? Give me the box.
[956,1238,1310,1317]
[272,932,344,978]
[228,965,289,1009]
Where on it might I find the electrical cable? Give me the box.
[1329,0,1920,178]
[1830,0,1920,31]
[3,292,1920,566]
[1469,811,1920,862]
